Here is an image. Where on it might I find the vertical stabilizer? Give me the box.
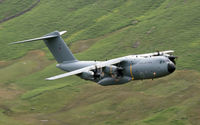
[10,31,77,63]
[44,31,77,63]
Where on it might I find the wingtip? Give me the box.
[8,42,14,45]
[59,31,67,35]
[45,78,53,80]
[8,42,19,45]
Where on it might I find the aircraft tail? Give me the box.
[10,31,77,63]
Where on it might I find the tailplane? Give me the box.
[10,31,77,63]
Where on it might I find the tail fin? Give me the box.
[10,31,77,63]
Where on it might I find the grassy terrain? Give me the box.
[0,0,38,21]
[0,0,200,125]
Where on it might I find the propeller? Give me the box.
[157,50,161,56]
[154,50,163,56]
[168,55,178,65]
[93,66,103,80]
[110,67,124,79]
[93,66,99,79]
[116,67,124,77]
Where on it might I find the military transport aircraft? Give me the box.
[10,31,176,86]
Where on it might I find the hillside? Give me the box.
[0,0,39,23]
[0,0,200,125]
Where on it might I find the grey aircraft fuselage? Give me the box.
[56,56,175,86]
[11,31,176,86]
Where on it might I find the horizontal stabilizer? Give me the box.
[9,31,67,44]
[9,35,57,44]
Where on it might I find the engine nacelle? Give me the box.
[104,66,123,77]
[104,66,118,75]
[80,71,94,80]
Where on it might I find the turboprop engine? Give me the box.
[103,66,123,78]
[80,71,94,80]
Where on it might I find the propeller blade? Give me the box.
[168,55,178,65]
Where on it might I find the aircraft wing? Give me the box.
[46,58,122,80]
[46,65,96,80]
[138,50,174,57]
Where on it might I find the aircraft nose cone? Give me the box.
[168,63,176,73]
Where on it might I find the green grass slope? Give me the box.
[0,0,38,22]
[0,0,200,125]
